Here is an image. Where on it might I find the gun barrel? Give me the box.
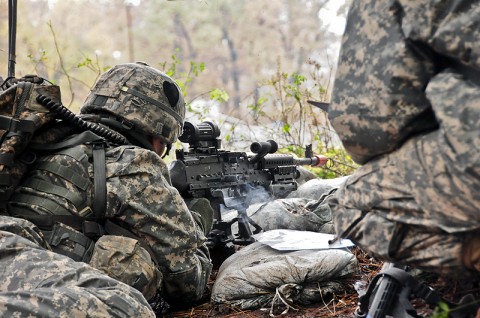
[294,155,329,167]
[259,154,329,169]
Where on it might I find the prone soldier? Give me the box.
[6,62,213,310]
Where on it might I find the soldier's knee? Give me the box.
[89,235,162,301]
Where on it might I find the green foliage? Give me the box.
[313,147,359,178]
[209,88,229,103]
[76,56,109,73]
[190,61,205,77]
[231,58,356,178]
[76,55,109,86]
[157,51,218,124]
[247,96,268,120]
[159,51,181,78]
[285,73,306,102]
[77,57,94,69]
[27,49,48,67]
[430,301,450,318]
[157,50,215,106]
[17,24,354,179]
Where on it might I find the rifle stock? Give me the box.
[353,262,464,318]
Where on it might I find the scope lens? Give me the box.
[179,121,220,143]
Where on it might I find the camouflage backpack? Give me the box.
[0,75,115,255]
[0,77,60,210]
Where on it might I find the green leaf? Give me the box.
[292,73,306,86]
[257,96,268,105]
[77,57,93,68]
[209,88,229,102]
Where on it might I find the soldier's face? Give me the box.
[152,136,166,157]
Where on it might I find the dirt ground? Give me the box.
[164,247,479,318]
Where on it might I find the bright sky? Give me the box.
[46,0,348,34]
[318,0,347,35]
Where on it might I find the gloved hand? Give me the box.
[187,198,214,236]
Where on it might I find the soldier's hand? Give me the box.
[187,198,214,235]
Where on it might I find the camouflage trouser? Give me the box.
[89,235,163,302]
[329,130,480,276]
[0,216,155,318]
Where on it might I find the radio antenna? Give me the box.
[8,0,18,78]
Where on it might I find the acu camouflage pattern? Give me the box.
[101,144,212,306]
[9,126,96,220]
[81,62,186,144]
[0,216,154,318]
[328,0,480,275]
[0,83,59,205]
[90,235,163,302]
[8,124,212,306]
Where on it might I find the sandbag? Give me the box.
[287,176,349,200]
[223,177,348,246]
[211,242,358,311]
[247,197,334,234]
[295,166,318,185]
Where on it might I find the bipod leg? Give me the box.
[233,208,263,245]
[206,220,236,269]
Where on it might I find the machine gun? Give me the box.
[169,121,328,263]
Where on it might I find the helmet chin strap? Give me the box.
[127,130,172,158]
[127,130,156,151]
[162,143,172,158]
[92,116,155,151]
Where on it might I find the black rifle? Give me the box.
[355,263,420,318]
[354,262,479,318]
[169,121,327,264]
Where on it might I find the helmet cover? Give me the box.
[81,62,185,144]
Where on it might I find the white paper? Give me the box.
[253,229,354,251]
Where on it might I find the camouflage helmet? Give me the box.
[81,62,185,144]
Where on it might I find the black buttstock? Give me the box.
[355,263,414,318]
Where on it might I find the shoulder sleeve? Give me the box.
[105,146,212,304]
[329,0,439,164]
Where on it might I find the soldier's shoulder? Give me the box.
[107,145,166,173]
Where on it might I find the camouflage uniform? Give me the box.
[328,0,480,275]
[0,215,154,318]
[7,63,212,307]
[99,142,211,305]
